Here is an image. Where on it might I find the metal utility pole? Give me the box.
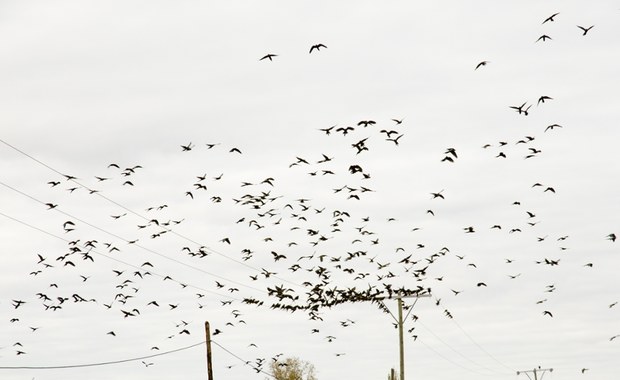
[517,366,553,380]
[205,321,214,380]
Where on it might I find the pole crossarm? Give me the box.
[517,367,553,380]
[373,291,432,301]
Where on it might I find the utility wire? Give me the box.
[416,338,506,377]
[0,341,205,370]
[403,296,419,321]
[417,319,509,375]
[450,317,517,373]
[0,138,306,291]
[211,340,276,378]
[0,179,267,295]
[0,209,244,302]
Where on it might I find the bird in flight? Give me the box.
[386,134,403,145]
[537,95,553,105]
[510,102,529,114]
[319,126,335,135]
[545,124,562,132]
[542,12,559,24]
[577,25,594,36]
[336,126,354,136]
[309,44,327,54]
[357,120,376,127]
[260,54,277,61]
[536,35,552,42]
[431,190,445,199]
[475,61,489,70]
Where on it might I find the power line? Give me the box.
[417,319,509,375]
[0,341,205,370]
[0,209,243,302]
[0,137,306,291]
[416,338,503,377]
[0,179,267,295]
[210,340,276,378]
[450,318,516,373]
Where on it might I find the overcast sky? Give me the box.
[1,1,619,380]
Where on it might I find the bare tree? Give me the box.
[268,356,317,380]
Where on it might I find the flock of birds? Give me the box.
[1,8,618,380]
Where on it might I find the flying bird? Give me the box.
[545,124,563,132]
[577,25,594,36]
[336,126,354,135]
[386,134,403,145]
[510,102,528,114]
[537,95,553,105]
[431,190,444,199]
[357,120,376,127]
[260,54,277,61]
[542,13,559,24]
[309,44,327,53]
[536,35,552,42]
[475,60,489,70]
[319,126,335,135]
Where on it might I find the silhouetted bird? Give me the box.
[542,13,559,24]
[309,44,327,53]
[577,25,594,36]
[475,61,489,70]
[536,35,552,42]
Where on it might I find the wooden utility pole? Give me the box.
[376,293,430,380]
[205,321,214,380]
[397,298,405,380]
[517,366,553,380]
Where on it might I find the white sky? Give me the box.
[1,1,619,380]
